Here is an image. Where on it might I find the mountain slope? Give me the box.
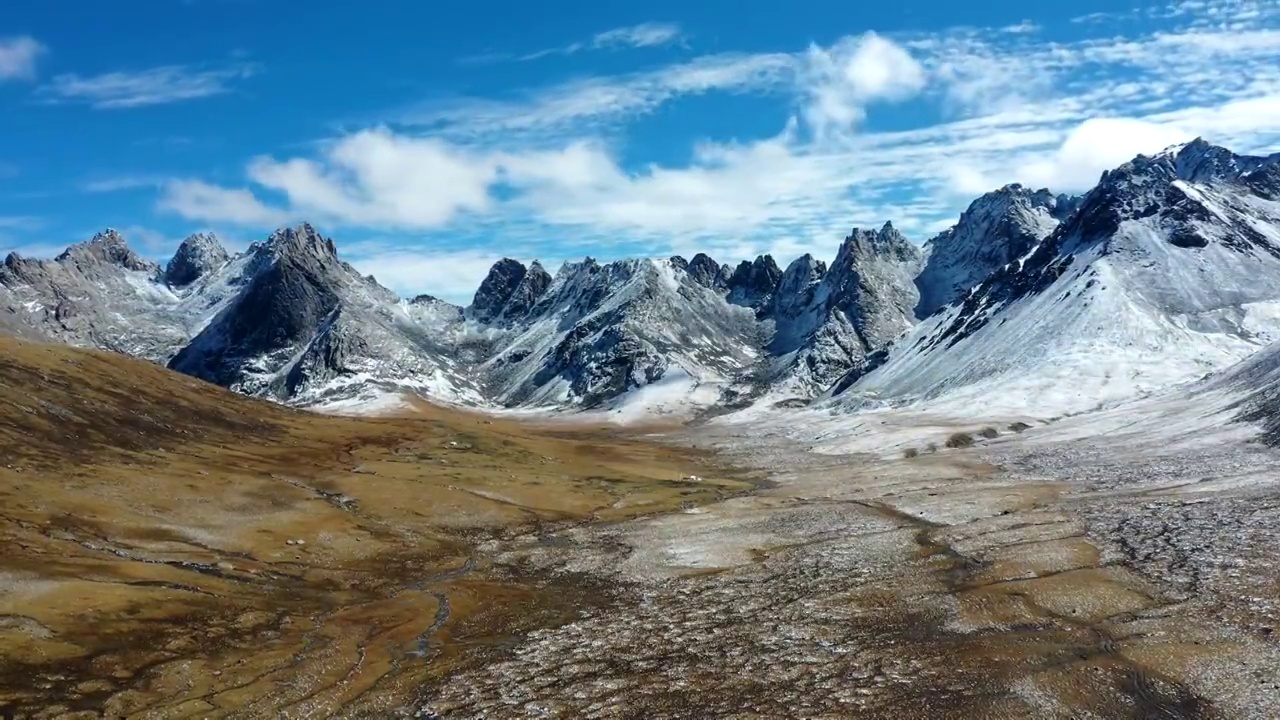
[836,139,1280,416]
[483,257,765,409]
[915,184,1078,317]
[169,224,482,406]
[755,222,924,399]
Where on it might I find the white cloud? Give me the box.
[244,129,500,228]
[0,36,44,81]
[405,51,795,140]
[39,63,257,108]
[512,22,685,61]
[591,22,684,50]
[160,0,1280,267]
[798,33,926,141]
[158,179,287,225]
[81,174,165,193]
[1019,118,1195,190]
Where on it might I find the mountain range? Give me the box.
[3,139,1279,422]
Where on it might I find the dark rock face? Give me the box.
[726,255,782,313]
[168,224,350,393]
[686,253,725,288]
[753,222,924,396]
[470,259,529,323]
[769,254,827,332]
[501,260,552,322]
[165,233,230,287]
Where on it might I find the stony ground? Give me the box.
[415,415,1280,719]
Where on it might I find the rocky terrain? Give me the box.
[414,391,1280,718]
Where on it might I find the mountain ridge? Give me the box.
[4,139,1280,423]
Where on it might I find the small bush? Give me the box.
[1008,421,1032,433]
[978,426,999,439]
[903,447,919,459]
[945,432,975,449]
[926,443,939,454]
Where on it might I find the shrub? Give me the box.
[1008,421,1032,433]
[945,432,975,449]
[926,443,939,454]
[978,426,999,439]
[903,447,919,459]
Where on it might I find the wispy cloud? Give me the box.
[0,215,41,230]
[81,174,166,193]
[408,51,795,142]
[158,0,1280,294]
[0,36,44,81]
[38,62,257,108]
[470,21,686,64]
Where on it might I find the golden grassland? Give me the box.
[0,337,749,718]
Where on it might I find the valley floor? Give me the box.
[418,406,1280,719]
[6,339,1280,718]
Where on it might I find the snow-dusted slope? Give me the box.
[169,224,482,406]
[835,139,1280,417]
[755,223,923,399]
[0,230,195,360]
[915,184,1077,317]
[483,257,764,409]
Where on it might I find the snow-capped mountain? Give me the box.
[5,139,1279,419]
[914,185,1078,317]
[480,257,764,408]
[754,223,924,399]
[168,224,484,405]
[0,230,211,359]
[835,138,1280,417]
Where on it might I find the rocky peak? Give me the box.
[165,232,229,287]
[56,228,157,273]
[770,253,827,323]
[839,222,914,258]
[685,253,724,288]
[500,260,552,323]
[258,223,338,261]
[915,184,1075,317]
[471,258,528,323]
[726,255,782,312]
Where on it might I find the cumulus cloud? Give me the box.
[1019,118,1195,190]
[158,179,287,225]
[799,33,927,139]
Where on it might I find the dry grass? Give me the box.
[0,337,749,717]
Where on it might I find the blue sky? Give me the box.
[2,0,1279,302]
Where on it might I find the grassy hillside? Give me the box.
[0,337,747,717]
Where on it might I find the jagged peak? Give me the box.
[166,231,230,287]
[843,221,911,251]
[91,228,126,245]
[54,228,156,272]
[257,222,337,259]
